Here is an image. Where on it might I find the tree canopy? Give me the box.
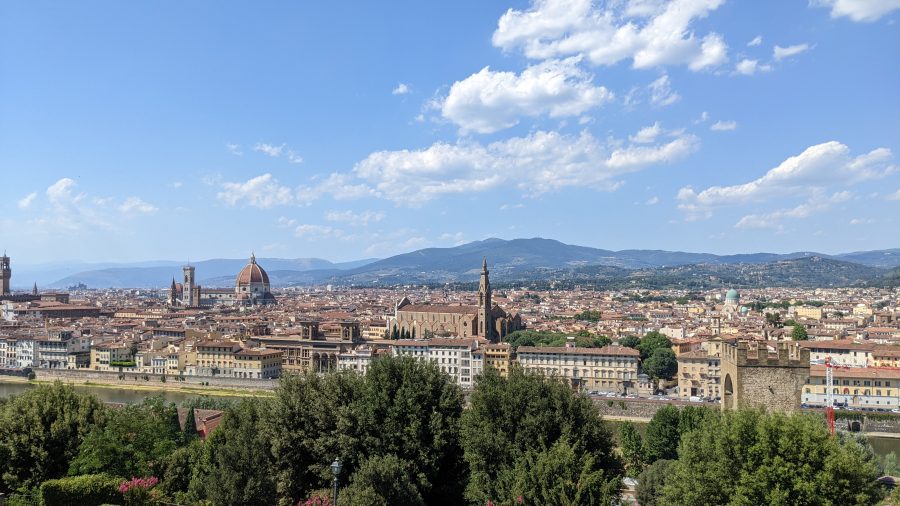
[791,324,809,341]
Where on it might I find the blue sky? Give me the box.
[1,0,898,264]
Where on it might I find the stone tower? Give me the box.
[168,278,178,306]
[183,265,196,307]
[1,252,10,295]
[477,257,493,339]
[721,340,809,413]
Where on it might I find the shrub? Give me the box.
[39,474,122,506]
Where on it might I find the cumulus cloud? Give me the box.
[253,142,303,164]
[648,75,680,106]
[217,173,295,208]
[17,192,37,209]
[492,0,729,71]
[353,127,699,206]
[734,191,853,230]
[629,122,663,144]
[811,0,900,22]
[677,141,895,218]
[747,35,763,47]
[325,210,385,226]
[296,173,376,205]
[441,57,613,134]
[734,58,772,76]
[887,189,900,201]
[773,43,810,61]
[119,197,158,215]
[710,120,737,131]
[392,83,411,95]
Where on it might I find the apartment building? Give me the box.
[515,344,640,393]
[803,365,900,409]
[676,350,721,399]
[391,338,481,388]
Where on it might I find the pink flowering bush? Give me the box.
[119,476,159,506]
[300,490,333,506]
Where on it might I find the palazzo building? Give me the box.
[390,258,522,341]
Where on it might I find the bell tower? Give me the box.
[183,265,196,307]
[1,252,11,296]
[477,257,493,339]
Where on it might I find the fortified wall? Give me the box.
[721,340,809,413]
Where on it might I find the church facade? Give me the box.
[390,258,522,342]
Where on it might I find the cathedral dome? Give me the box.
[725,289,739,302]
[236,254,270,286]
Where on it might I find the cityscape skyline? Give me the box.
[2,0,899,264]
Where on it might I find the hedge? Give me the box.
[39,474,123,506]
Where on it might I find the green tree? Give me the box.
[159,438,204,501]
[0,382,106,492]
[594,335,612,347]
[635,459,673,506]
[637,332,672,361]
[341,454,424,506]
[883,451,899,477]
[643,348,678,380]
[791,324,809,341]
[197,398,277,506]
[644,405,681,463]
[619,335,641,349]
[765,312,783,327]
[68,396,183,478]
[661,410,884,505]
[511,439,622,505]
[461,367,622,504]
[618,422,646,476]
[354,356,466,506]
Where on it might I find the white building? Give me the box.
[516,344,641,393]
[337,346,376,375]
[15,339,34,368]
[391,338,480,388]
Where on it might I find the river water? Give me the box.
[0,381,238,405]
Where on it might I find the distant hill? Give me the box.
[45,257,378,289]
[36,238,900,289]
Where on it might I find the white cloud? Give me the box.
[441,57,613,134]
[646,196,660,205]
[710,120,737,131]
[254,143,285,157]
[629,122,663,144]
[678,141,894,217]
[277,216,297,228]
[324,210,385,226]
[734,191,852,230]
[353,128,699,206]
[696,111,710,123]
[734,58,772,75]
[392,83,411,95]
[294,224,345,239]
[217,173,295,208]
[849,217,874,225]
[119,197,158,215]
[500,203,526,210]
[226,143,243,156]
[773,43,810,61]
[887,189,900,201]
[296,173,376,205]
[492,0,729,71]
[17,192,37,209]
[649,75,680,106]
[811,0,900,22]
[47,178,79,204]
[747,35,763,47]
[439,232,467,245]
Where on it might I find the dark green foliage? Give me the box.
[636,459,672,506]
[766,312,783,327]
[644,405,681,463]
[68,396,183,478]
[196,398,277,506]
[270,357,465,506]
[661,410,885,505]
[618,422,646,476]
[618,335,641,349]
[159,439,204,500]
[510,438,622,505]
[637,331,671,361]
[340,455,424,506]
[574,310,602,322]
[643,348,677,380]
[461,367,622,504]
[792,324,809,341]
[0,382,106,491]
[38,473,122,506]
[181,395,234,411]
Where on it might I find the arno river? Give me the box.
[0,381,239,405]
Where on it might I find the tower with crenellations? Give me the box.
[721,340,809,413]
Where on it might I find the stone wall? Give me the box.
[594,397,711,420]
[34,368,277,391]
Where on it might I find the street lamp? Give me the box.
[331,458,342,505]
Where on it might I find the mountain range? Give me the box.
[13,238,899,289]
